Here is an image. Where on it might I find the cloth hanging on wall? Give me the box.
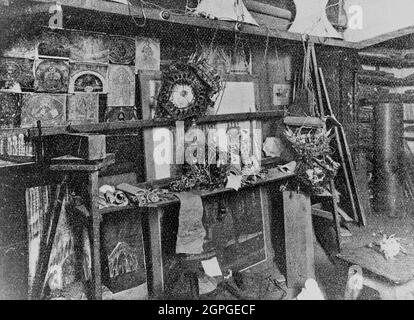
[175,191,206,255]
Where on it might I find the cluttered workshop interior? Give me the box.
[1,0,414,301]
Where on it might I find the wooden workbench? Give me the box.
[97,168,314,298]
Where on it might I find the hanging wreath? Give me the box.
[155,59,221,120]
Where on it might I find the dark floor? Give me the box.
[201,213,414,300]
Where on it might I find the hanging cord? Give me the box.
[261,26,270,71]
[128,0,147,28]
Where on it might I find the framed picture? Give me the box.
[273,83,291,106]
[135,37,160,72]
[107,64,135,106]
[21,93,67,127]
[69,63,108,93]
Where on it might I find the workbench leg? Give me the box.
[89,171,102,300]
[259,186,275,271]
[144,207,164,299]
[330,179,342,252]
[283,191,315,290]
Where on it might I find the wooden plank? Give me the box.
[283,191,315,289]
[329,179,342,251]
[25,111,285,138]
[358,25,414,49]
[310,44,324,116]
[259,185,274,271]
[319,68,366,226]
[284,116,325,128]
[89,170,102,300]
[144,206,164,298]
[357,74,414,87]
[337,246,414,284]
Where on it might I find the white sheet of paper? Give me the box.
[201,257,222,277]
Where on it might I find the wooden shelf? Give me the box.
[359,54,414,69]
[4,0,359,49]
[97,168,294,215]
[357,74,414,87]
[358,93,414,104]
[18,111,285,138]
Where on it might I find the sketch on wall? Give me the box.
[34,59,69,93]
[135,37,160,72]
[69,63,108,93]
[109,36,135,65]
[69,31,109,64]
[67,93,99,124]
[21,93,66,127]
[107,65,135,106]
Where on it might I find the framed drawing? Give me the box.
[69,62,108,93]
[21,93,66,127]
[37,30,71,58]
[135,37,160,72]
[273,83,291,106]
[67,93,99,125]
[34,59,69,93]
[69,31,109,64]
[3,34,37,59]
[101,212,147,293]
[0,58,34,91]
[109,36,135,65]
[107,64,135,106]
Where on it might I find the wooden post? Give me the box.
[89,171,102,300]
[144,206,164,298]
[283,191,315,290]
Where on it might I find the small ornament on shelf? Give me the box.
[104,106,137,122]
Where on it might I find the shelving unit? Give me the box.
[2,0,359,49]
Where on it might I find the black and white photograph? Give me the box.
[1,0,414,310]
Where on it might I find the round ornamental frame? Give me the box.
[156,62,218,120]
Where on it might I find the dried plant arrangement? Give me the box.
[284,125,340,194]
